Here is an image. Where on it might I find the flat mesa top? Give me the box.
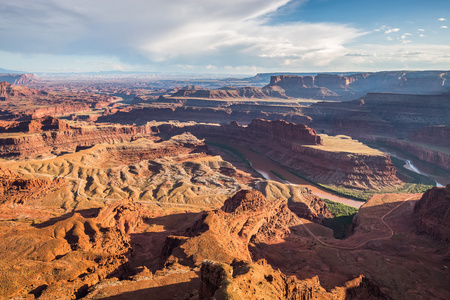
[305,134,384,156]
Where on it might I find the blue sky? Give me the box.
[0,0,449,74]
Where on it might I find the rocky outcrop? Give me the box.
[0,73,39,85]
[150,119,401,190]
[0,82,116,121]
[204,119,399,190]
[255,180,332,222]
[199,259,388,300]
[0,117,157,158]
[411,125,450,149]
[96,197,145,234]
[98,105,312,126]
[0,167,66,205]
[263,71,450,100]
[414,184,450,242]
[385,139,450,171]
[267,75,341,99]
[0,81,42,99]
[306,93,450,138]
[0,197,143,299]
[171,85,287,99]
[246,118,322,145]
[0,116,71,133]
[162,190,302,266]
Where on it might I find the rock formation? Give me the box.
[0,117,157,158]
[0,116,70,133]
[0,73,39,85]
[0,81,116,121]
[305,92,450,138]
[0,81,42,100]
[0,167,66,205]
[414,184,450,242]
[173,119,401,190]
[411,125,450,149]
[0,197,145,299]
[261,71,450,100]
[98,104,312,126]
[245,118,323,145]
[199,259,388,300]
[162,190,303,266]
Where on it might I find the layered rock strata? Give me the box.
[264,71,450,100]
[98,105,311,126]
[158,119,400,190]
[414,184,450,242]
[0,167,66,205]
[162,190,303,266]
[199,259,388,300]
[0,117,157,158]
[0,197,145,299]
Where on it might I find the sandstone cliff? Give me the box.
[162,190,302,266]
[199,259,388,300]
[264,71,450,100]
[0,73,39,85]
[189,119,401,190]
[0,117,157,158]
[0,81,42,99]
[414,184,450,242]
[0,166,66,205]
[245,118,322,145]
[98,105,312,126]
[411,125,450,149]
[0,197,146,299]
[385,139,450,172]
[305,92,450,138]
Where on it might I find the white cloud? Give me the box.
[418,29,425,31]
[385,28,400,34]
[335,44,450,71]
[1,1,450,72]
[441,26,448,29]
[438,18,447,21]
[403,33,412,36]
[0,0,366,70]
[419,34,425,37]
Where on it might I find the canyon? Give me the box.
[0,71,448,299]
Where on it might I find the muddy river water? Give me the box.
[219,142,450,209]
[220,143,365,208]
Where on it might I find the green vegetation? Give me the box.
[288,160,435,201]
[318,184,373,201]
[323,199,359,217]
[207,141,251,166]
[270,170,287,181]
[286,169,371,201]
[322,199,358,239]
[206,141,264,178]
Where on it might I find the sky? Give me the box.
[0,0,449,74]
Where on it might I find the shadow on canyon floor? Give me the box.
[128,212,204,272]
[100,277,200,300]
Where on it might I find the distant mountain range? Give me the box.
[0,67,27,74]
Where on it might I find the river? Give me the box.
[371,145,450,187]
[218,143,365,208]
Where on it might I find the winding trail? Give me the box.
[17,171,415,248]
[298,195,415,250]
